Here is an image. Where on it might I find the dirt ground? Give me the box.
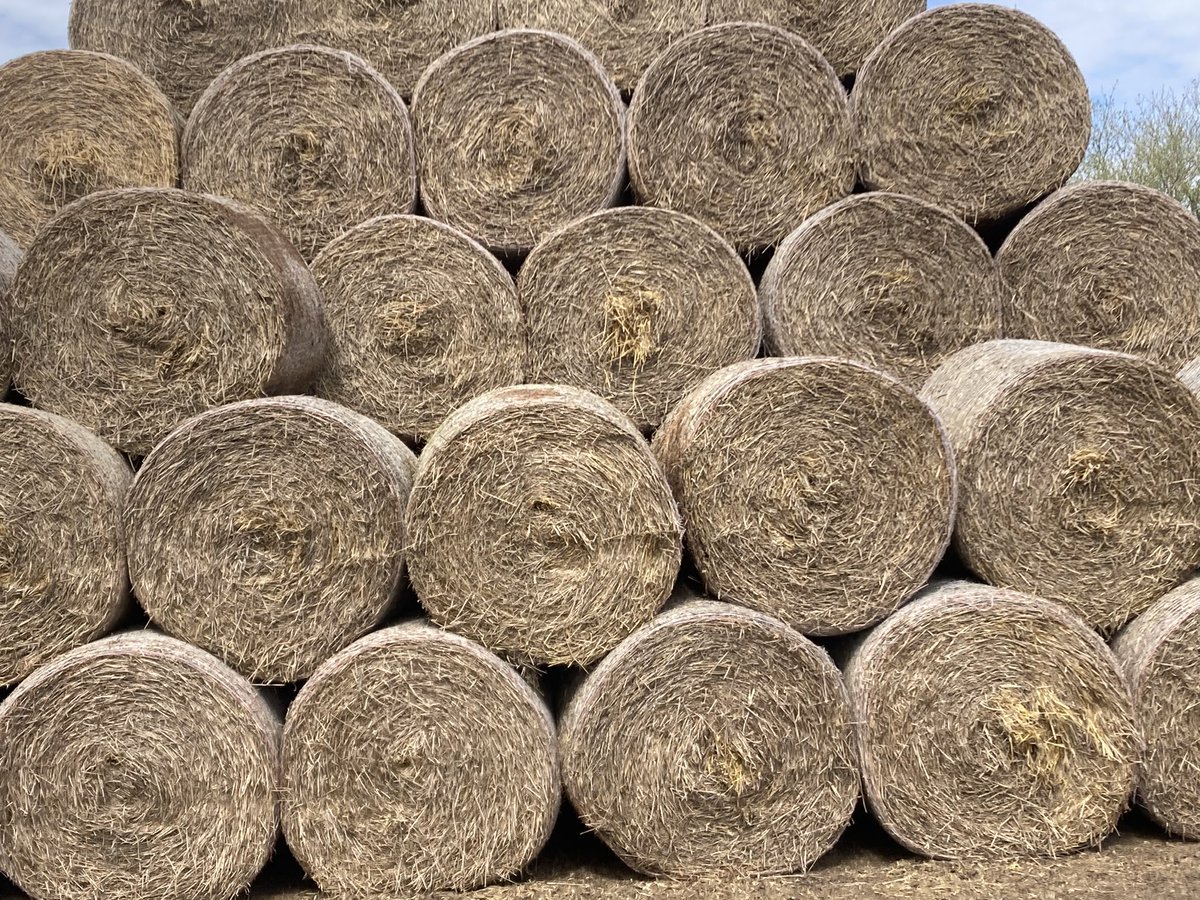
[245,811,1200,900]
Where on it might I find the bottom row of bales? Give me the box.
[2,578,1199,899]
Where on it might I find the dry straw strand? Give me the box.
[126,395,417,684]
[0,50,178,247]
[311,214,523,444]
[68,0,297,115]
[998,180,1200,370]
[852,4,1091,224]
[1111,577,1200,839]
[760,191,1002,388]
[704,0,926,77]
[653,357,955,636]
[0,406,131,688]
[411,29,626,255]
[0,631,281,900]
[0,228,20,393]
[289,0,495,98]
[520,206,760,430]
[405,384,683,667]
[845,580,1138,859]
[283,622,559,894]
[183,44,418,261]
[921,339,1200,633]
[627,22,855,253]
[7,187,328,456]
[496,0,705,92]
[561,597,858,877]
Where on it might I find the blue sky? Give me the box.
[0,1,1197,104]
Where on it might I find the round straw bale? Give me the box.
[1112,577,1200,838]
[998,181,1200,369]
[495,0,704,92]
[561,598,858,876]
[411,29,625,255]
[654,358,954,635]
[289,0,496,99]
[6,187,327,456]
[182,45,417,261]
[921,340,1200,633]
[406,384,682,666]
[68,0,294,115]
[0,228,19,392]
[0,50,178,248]
[520,207,760,430]
[0,631,280,900]
[852,5,1091,224]
[705,0,925,78]
[627,23,854,254]
[761,192,1001,388]
[0,406,130,688]
[283,622,558,893]
[846,579,1137,858]
[126,395,416,683]
[310,214,522,443]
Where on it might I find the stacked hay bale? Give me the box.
[0,228,20,393]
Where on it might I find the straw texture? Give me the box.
[705,0,925,77]
[0,229,19,393]
[0,50,178,247]
[0,632,281,900]
[0,406,130,688]
[406,384,682,667]
[922,340,1200,634]
[999,181,1200,370]
[761,192,1001,388]
[68,0,295,115]
[126,396,417,684]
[520,206,760,430]
[412,29,625,255]
[495,0,705,91]
[654,358,955,636]
[561,598,858,877]
[1112,577,1200,839]
[183,45,417,261]
[7,187,327,456]
[283,623,559,894]
[290,0,495,97]
[310,214,523,444]
[852,4,1091,223]
[628,23,854,253]
[845,580,1138,859]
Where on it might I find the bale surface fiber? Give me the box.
[311,214,523,443]
[495,0,705,92]
[0,49,178,247]
[412,29,625,254]
[0,632,280,900]
[705,0,925,77]
[561,598,858,877]
[1112,577,1200,839]
[183,45,417,261]
[520,207,760,430]
[290,0,495,98]
[998,181,1200,369]
[283,623,559,893]
[126,396,417,683]
[852,4,1091,224]
[627,23,854,253]
[0,406,130,688]
[68,0,294,115]
[7,187,327,456]
[921,340,1200,633]
[654,358,954,636]
[0,228,19,392]
[761,192,1001,388]
[846,580,1137,859]
[406,384,682,666]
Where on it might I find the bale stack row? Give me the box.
[0,1,1199,899]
